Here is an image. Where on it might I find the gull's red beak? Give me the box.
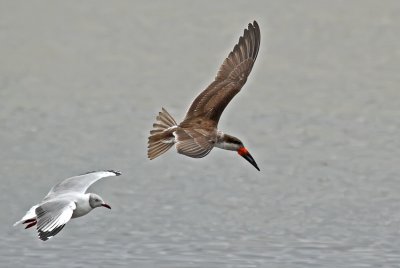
[238,147,260,171]
[101,203,111,209]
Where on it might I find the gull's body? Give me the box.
[148,21,261,170]
[14,170,120,241]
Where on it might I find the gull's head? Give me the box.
[89,193,111,209]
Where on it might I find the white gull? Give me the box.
[14,170,121,241]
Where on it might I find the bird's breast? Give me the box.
[71,197,93,218]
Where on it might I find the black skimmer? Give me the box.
[148,21,260,171]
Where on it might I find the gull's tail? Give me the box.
[148,108,177,160]
[13,205,38,226]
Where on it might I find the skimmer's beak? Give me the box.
[238,147,260,171]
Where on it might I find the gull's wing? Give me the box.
[35,199,76,241]
[44,170,120,199]
[183,21,260,124]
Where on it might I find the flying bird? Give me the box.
[14,170,121,241]
[148,21,261,170]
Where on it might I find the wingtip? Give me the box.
[107,170,122,176]
[248,20,260,37]
[249,20,258,28]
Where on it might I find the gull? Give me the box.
[14,170,121,241]
[148,21,261,170]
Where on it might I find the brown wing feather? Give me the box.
[175,128,216,158]
[183,21,260,124]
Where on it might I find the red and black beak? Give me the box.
[101,203,111,209]
[238,147,260,171]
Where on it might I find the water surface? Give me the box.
[1,1,400,267]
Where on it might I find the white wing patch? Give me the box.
[35,200,76,241]
[45,171,119,199]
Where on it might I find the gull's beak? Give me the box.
[238,147,260,171]
[101,203,111,209]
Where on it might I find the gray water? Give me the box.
[1,1,400,267]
